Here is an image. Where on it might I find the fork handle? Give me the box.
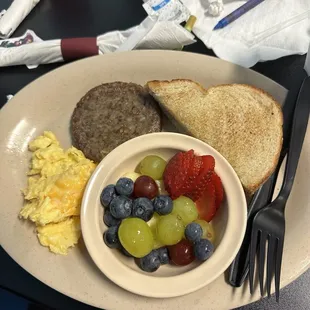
[277,76,310,205]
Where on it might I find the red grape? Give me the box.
[168,239,195,266]
[134,176,159,199]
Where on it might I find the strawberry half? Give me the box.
[211,172,224,210]
[185,155,215,201]
[195,182,217,222]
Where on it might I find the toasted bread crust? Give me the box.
[147,79,283,195]
[212,83,283,195]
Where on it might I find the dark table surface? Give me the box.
[0,0,309,309]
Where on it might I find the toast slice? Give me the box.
[147,79,283,196]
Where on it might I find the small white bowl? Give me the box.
[81,133,247,298]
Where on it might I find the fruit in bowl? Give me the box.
[81,132,247,298]
[100,150,224,273]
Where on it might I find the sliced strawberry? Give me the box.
[172,150,194,198]
[195,182,217,222]
[211,172,224,210]
[185,155,215,201]
[180,155,202,194]
[163,150,194,199]
[163,151,182,194]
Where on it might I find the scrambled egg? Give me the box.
[20,131,96,255]
[37,217,81,255]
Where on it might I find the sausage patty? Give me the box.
[71,82,161,162]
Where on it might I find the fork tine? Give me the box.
[275,238,284,302]
[258,231,267,297]
[266,235,276,298]
[249,228,259,294]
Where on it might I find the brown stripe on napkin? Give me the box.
[61,37,99,61]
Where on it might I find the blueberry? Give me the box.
[132,197,154,221]
[115,178,134,196]
[185,223,203,242]
[194,239,214,261]
[103,210,121,227]
[137,250,160,273]
[100,184,116,208]
[110,196,133,219]
[157,247,170,265]
[103,226,121,249]
[153,195,173,215]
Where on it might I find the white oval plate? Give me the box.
[0,51,309,310]
[81,132,247,298]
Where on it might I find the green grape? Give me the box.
[157,214,184,246]
[138,155,167,180]
[122,172,141,182]
[172,196,198,226]
[118,218,154,258]
[194,219,215,244]
[148,213,164,249]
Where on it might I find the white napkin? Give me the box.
[105,20,195,53]
[0,0,195,67]
[0,22,195,67]
[116,16,159,52]
[0,0,40,39]
[113,0,193,52]
[182,0,310,67]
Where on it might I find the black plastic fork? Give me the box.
[249,76,310,301]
